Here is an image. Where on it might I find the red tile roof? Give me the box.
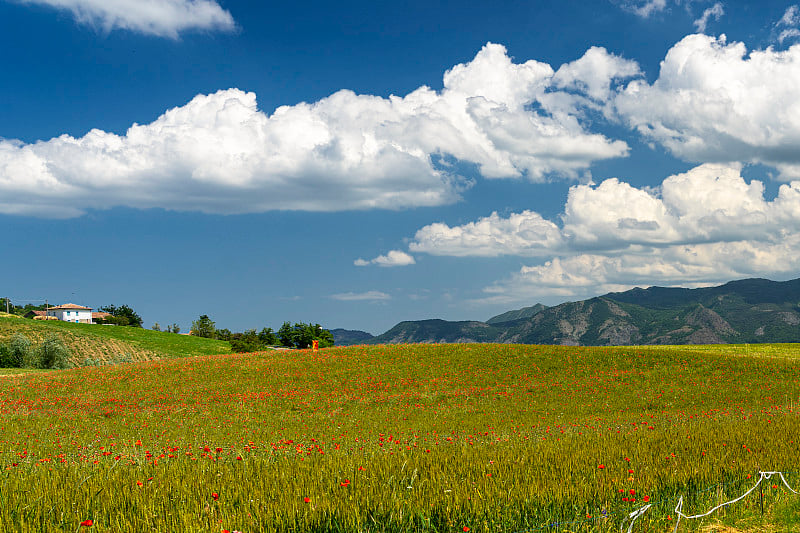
[50,303,92,310]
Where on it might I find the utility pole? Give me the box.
[5,298,8,314]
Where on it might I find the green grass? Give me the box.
[0,316,231,364]
[636,343,800,360]
[0,343,799,532]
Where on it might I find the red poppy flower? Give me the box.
[598,464,605,469]
[80,519,93,527]
[212,492,219,501]
[304,497,311,503]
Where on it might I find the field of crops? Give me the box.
[1,343,799,532]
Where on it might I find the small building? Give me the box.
[23,310,47,319]
[92,311,112,323]
[47,304,93,324]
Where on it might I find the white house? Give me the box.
[47,303,93,324]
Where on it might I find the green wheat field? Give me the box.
[1,343,799,532]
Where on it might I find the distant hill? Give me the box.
[369,319,507,344]
[330,328,375,346]
[366,278,800,346]
[486,303,548,325]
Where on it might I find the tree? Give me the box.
[100,304,143,328]
[191,315,216,338]
[277,322,294,347]
[13,303,47,317]
[276,322,334,349]
[258,327,278,346]
[32,335,71,369]
[215,328,233,341]
[152,322,161,331]
[229,329,261,353]
[0,298,14,314]
[167,323,181,334]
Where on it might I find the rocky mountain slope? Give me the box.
[361,278,800,346]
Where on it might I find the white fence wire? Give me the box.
[619,470,797,533]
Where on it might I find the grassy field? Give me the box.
[0,315,231,365]
[0,343,798,532]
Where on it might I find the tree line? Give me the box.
[186,315,334,352]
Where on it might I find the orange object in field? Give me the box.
[312,340,319,352]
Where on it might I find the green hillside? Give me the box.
[0,314,231,365]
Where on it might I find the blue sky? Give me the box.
[3,0,800,334]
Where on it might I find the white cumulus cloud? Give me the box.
[693,2,724,33]
[16,0,236,38]
[403,163,800,303]
[553,46,642,102]
[0,43,636,218]
[613,34,800,179]
[330,291,391,301]
[777,5,800,44]
[618,0,668,18]
[480,235,800,305]
[412,163,797,257]
[354,250,416,267]
[410,210,563,257]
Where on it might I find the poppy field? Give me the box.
[1,343,799,532]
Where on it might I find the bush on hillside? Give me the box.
[31,335,71,369]
[9,334,32,368]
[0,344,16,368]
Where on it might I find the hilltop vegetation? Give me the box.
[0,311,339,366]
[0,343,798,532]
[0,315,231,366]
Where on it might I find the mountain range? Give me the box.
[330,278,800,346]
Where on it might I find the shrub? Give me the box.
[0,343,16,368]
[9,334,32,368]
[32,335,71,369]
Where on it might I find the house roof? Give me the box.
[92,312,111,319]
[50,303,92,310]
[24,310,47,317]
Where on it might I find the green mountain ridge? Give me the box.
[362,278,800,346]
[486,303,548,324]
